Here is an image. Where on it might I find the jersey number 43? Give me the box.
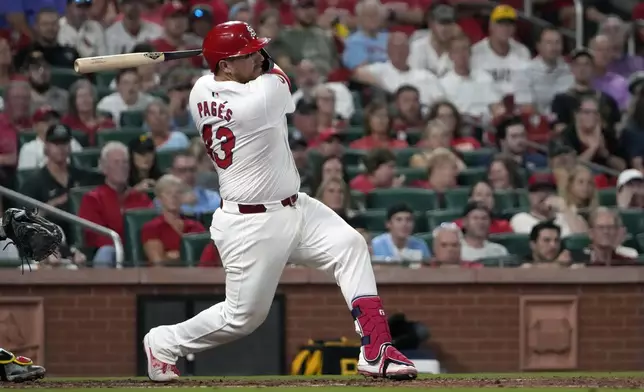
[202,124,236,169]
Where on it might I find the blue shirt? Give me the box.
[154,186,221,215]
[371,233,431,262]
[154,131,191,152]
[341,30,389,70]
[0,0,66,28]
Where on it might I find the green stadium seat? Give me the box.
[97,86,113,101]
[350,109,364,125]
[19,131,37,147]
[16,169,38,191]
[478,255,522,267]
[344,127,365,142]
[0,259,21,269]
[458,168,487,186]
[413,232,433,250]
[366,188,437,211]
[488,233,530,258]
[563,234,590,251]
[517,189,530,208]
[357,209,426,233]
[444,187,470,210]
[426,209,461,231]
[199,211,216,228]
[50,67,84,89]
[156,150,178,172]
[120,110,145,127]
[95,71,118,88]
[636,233,644,253]
[350,190,365,209]
[149,90,169,103]
[180,233,211,266]
[346,165,362,180]
[461,148,496,167]
[124,208,160,266]
[96,128,143,146]
[68,186,99,246]
[397,167,426,184]
[344,149,366,166]
[351,91,362,109]
[494,189,519,210]
[598,188,617,206]
[500,207,527,220]
[395,148,421,167]
[71,148,101,169]
[619,209,644,236]
[406,131,422,146]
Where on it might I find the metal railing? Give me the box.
[0,185,125,268]
[524,140,621,177]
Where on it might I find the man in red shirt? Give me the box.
[349,148,404,193]
[199,241,222,267]
[78,141,152,267]
[151,2,202,69]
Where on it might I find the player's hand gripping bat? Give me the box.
[73,49,203,74]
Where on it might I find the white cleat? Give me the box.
[357,344,418,380]
[143,333,180,382]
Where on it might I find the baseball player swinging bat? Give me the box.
[73,49,202,74]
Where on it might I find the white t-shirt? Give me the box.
[189,68,300,204]
[408,31,452,77]
[471,38,531,96]
[58,17,108,58]
[461,239,509,261]
[292,82,355,120]
[365,61,446,107]
[18,137,84,170]
[439,69,503,118]
[510,212,573,237]
[96,92,157,125]
[105,20,162,55]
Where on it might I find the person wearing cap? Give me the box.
[18,107,83,170]
[22,51,69,114]
[341,0,388,71]
[616,168,644,209]
[143,101,190,152]
[151,2,201,60]
[105,0,162,55]
[460,201,509,262]
[452,181,512,234]
[510,173,587,237]
[408,3,457,77]
[190,4,215,40]
[512,27,573,116]
[371,203,431,264]
[354,32,446,107]
[127,134,162,191]
[470,5,530,96]
[316,127,345,158]
[589,34,630,111]
[20,123,103,240]
[58,0,108,58]
[291,97,320,143]
[13,8,80,70]
[288,133,313,193]
[550,47,621,133]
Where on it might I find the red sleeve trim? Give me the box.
[269,67,291,90]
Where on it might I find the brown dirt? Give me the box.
[2,376,644,389]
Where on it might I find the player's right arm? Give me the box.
[249,64,296,121]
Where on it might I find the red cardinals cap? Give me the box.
[527,173,557,193]
[32,105,60,123]
[634,3,644,24]
[202,21,270,71]
[318,128,345,143]
[161,1,189,18]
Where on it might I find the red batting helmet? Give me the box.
[202,21,270,71]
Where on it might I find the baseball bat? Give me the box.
[73,49,203,74]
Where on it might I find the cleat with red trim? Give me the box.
[0,349,46,383]
[143,333,180,382]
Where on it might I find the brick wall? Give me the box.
[1,268,643,376]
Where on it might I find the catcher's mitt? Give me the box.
[0,208,64,271]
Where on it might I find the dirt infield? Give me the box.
[4,375,644,389]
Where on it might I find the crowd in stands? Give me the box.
[0,0,644,270]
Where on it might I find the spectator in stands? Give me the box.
[589,34,630,111]
[0,38,13,90]
[487,154,523,190]
[141,174,206,266]
[291,97,319,143]
[619,86,644,170]
[471,5,530,97]
[190,4,215,41]
[616,169,644,209]
[391,85,424,133]
[144,101,190,151]
[372,203,430,263]
[551,48,621,133]
[349,148,404,193]
[79,142,153,267]
[313,85,346,131]
[429,223,465,267]
[342,0,388,70]
[571,207,638,265]
[58,0,107,58]
[14,8,80,70]
[151,2,201,71]
[350,101,408,150]
[105,0,162,55]
[454,181,512,234]
[311,154,347,195]
[460,201,509,261]
[20,123,103,240]
[257,9,281,48]
[315,177,356,220]
[495,116,548,170]
[353,32,446,107]
[229,2,252,23]
[164,69,195,128]
[23,52,69,114]
[600,16,644,79]
[315,128,345,158]
[561,95,626,171]
[289,134,312,193]
[412,148,459,201]
[89,0,118,28]
[165,151,221,215]
[272,0,338,76]
[426,101,480,151]
[0,81,30,190]
[187,137,219,192]
[440,34,505,123]
[635,5,644,56]
[292,59,354,121]
[18,110,83,170]
[547,138,611,191]
[511,173,587,237]
[521,221,572,268]
[114,43,162,92]
[128,134,161,191]
[410,120,466,171]
[513,27,573,116]
[199,241,223,267]
[61,79,115,146]
[408,3,456,77]
[97,68,156,126]
[562,165,599,213]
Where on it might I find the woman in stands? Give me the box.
[562,165,599,214]
[141,174,205,266]
[313,85,347,131]
[350,101,408,150]
[128,135,162,192]
[311,155,349,195]
[453,181,512,234]
[61,80,116,146]
[315,177,357,220]
[425,100,481,152]
[409,119,466,170]
[411,148,459,207]
[487,154,524,190]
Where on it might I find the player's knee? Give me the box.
[223,303,271,336]
[339,227,370,257]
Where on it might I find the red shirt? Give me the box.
[78,184,153,248]
[454,217,513,234]
[253,0,294,26]
[61,114,115,146]
[0,113,20,158]
[199,242,223,267]
[415,137,481,151]
[349,174,376,193]
[150,37,203,68]
[349,136,408,150]
[140,215,206,259]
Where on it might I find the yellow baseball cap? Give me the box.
[490,5,517,23]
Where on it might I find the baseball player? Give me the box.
[143,21,417,381]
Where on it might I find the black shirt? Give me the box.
[20,165,104,239]
[14,43,80,70]
[550,88,621,130]
[561,124,624,167]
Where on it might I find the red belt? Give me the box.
[220,194,298,214]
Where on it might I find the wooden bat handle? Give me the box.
[74,52,167,74]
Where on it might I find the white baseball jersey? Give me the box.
[470,38,531,96]
[189,70,300,204]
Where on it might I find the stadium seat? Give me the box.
[444,187,470,210]
[156,150,178,172]
[95,71,118,88]
[123,208,159,266]
[18,131,37,147]
[461,148,496,167]
[198,211,216,228]
[426,209,461,231]
[395,148,421,167]
[120,110,145,127]
[350,190,365,209]
[357,209,426,233]
[636,233,644,253]
[68,186,99,246]
[346,165,362,180]
[397,167,426,184]
[488,233,530,258]
[0,259,21,269]
[344,127,365,142]
[180,233,211,266]
[598,188,617,206]
[563,234,590,251]
[344,149,366,166]
[71,148,101,169]
[494,189,519,210]
[96,127,143,146]
[350,109,364,125]
[478,255,522,267]
[50,67,84,89]
[619,209,644,236]
[516,189,530,208]
[97,86,112,101]
[16,169,38,191]
[366,188,437,211]
[406,131,422,146]
[500,207,527,220]
[149,89,169,103]
[458,168,487,186]
[413,232,433,250]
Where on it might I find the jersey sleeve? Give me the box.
[250,65,295,121]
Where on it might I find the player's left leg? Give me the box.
[0,348,46,382]
[289,193,417,380]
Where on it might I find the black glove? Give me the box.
[260,48,275,72]
[1,208,64,270]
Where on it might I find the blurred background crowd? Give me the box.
[1,0,644,270]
